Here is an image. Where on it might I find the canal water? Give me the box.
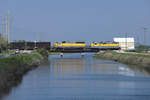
[2,53,150,100]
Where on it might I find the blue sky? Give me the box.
[0,0,150,45]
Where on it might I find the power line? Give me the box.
[143,27,147,46]
[125,32,128,50]
[7,12,10,43]
[5,15,8,42]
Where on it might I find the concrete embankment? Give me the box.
[94,51,150,69]
[0,49,48,97]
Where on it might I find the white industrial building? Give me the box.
[113,37,135,50]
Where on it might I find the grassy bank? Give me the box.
[0,49,48,97]
[48,52,61,55]
[94,51,150,68]
[0,50,15,56]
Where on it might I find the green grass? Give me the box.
[110,51,150,59]
[0,50,48,96]
[94,51,150,67]
[0,52,43,70]
[48,52,61,55]
[0,50,15,56]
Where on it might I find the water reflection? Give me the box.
[2,53,150,100]
[118,66,136,77]
[51,58,85,76]
[50,54,121,76]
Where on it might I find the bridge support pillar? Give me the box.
[81,53,85,57]
[60,53,63,58]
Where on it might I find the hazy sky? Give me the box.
[0,0,150,44]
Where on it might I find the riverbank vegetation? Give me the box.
[94,51,150,68]
[0,33,9,53]
[135,45,149,53]
[0,49,48,97]
[48,52,61,55]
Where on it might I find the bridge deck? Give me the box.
[50,47,120,53]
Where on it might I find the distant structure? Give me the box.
[113,37,135,50]
[0,12,10,43]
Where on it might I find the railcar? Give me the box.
[53,41,86,48]
[26,42,35,50]
[10,42,51,50]
[36,42,51,50]
[90,41,120,50]
[10,42,26,50]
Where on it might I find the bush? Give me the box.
[36,48,49,58]
[0,52,44,96]
[0,53,43,70]
[135,45,148,53]
[0,48,1,53]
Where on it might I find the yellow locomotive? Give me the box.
[90,41,120,49]
[53,41,86,48]
[53,41,120,50]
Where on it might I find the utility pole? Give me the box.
[5,12,10,43]
[7,12,10,43]
[5,15,8,42]
[36,32,39,42]
[125,32,128,50]
[137,33,139,46]
[0,17,1,35]
[143,27,147,46]
[134,32,140,46]
[0,17,3,37]
[0,17,5,39]
[2,24,5,37]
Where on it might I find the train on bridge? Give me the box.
[10,42,51,50]
[10,41,120,52]
[53,41,120,52]
[53,41,120,49]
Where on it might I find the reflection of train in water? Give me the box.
[53,41,120,50]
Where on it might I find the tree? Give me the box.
[0,33,8,52]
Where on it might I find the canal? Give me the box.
[2,53,150,100]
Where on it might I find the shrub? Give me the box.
[135,45,148,53]
[36,48,48,58]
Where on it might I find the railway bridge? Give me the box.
[50,47,120,53]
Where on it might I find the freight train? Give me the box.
[10,42,51,50]
[10,41,120,51]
